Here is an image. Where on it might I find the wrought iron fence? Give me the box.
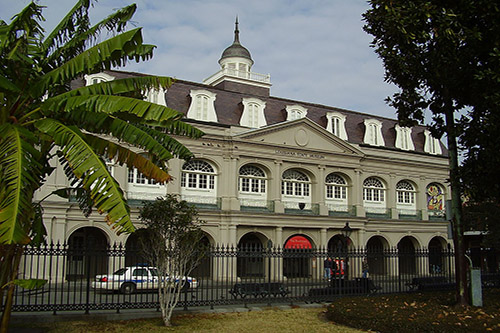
[8,243,498,314]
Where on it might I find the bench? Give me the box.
[405,276,455,291]
[229,282,289,299]
[308,278,381,298]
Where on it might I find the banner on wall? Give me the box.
[284,235,312,249]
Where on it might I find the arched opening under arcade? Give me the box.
[428,236,447,274]
[237,233,264,278]
[125,229,152,267]
[67,227,108,281]
[366,236,390,275]
[398,236,418,275]
[283,234,313,278]
[191,234,213,278]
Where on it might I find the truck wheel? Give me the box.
[121,283,136,294]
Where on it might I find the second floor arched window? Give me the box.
[181,160,216,190]
[363,177,385,203]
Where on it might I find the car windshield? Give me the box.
[113,268,127,275]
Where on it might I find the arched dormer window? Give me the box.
[363,119,385,146]
[84,72,115,86]
[241,98,267,128]
[395,125,415,151]
[286,105,308,121]
[424,130,443,155]
[326,112,348,140]
[144,88,167,106]
[187,90,218,122]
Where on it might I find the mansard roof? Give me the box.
[76,70,447,157]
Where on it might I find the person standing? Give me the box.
[324,257,333,280]
[362,258,369,278]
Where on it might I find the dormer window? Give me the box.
[286,105,308,121]
[363,119,385,146]
[187,90,218,122]
[84,72,115,86]
[241,98,266,128]
[144,88,167,106]
[424,130,442,155]
[326,112,348,140]
[395,125,415,151]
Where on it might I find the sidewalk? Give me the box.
[10,301,326,325]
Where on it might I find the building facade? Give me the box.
[36,21,452,279]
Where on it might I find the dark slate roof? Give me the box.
[86,70,447,156]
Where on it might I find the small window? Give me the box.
[241,98,266,128]
[326,112,348,140]
[395,125,415,151]
[285,105,308,121]
[181,160,216,190]
[424,130,443,155]
[282,169,310,197]
[187,90,218,122]
[363,119,385,146]
[239,165,266,194]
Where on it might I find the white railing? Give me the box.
[203,68,271,84]
[326,203,350,212]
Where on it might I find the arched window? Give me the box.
[181,160,216,190]
[241,98,266,128]
[325,174,347,200]
[285,105,308,121]
[396,180,415,204]
[128,168,157,185]
[239,165,266,193]
[282,169,310,197]
[187,90,217,122]
[363,177,385,202]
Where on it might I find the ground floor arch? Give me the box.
[366,236,390,275]
[237,232,265,278]
[398,236,418,275]
[67,227,108,281]
[283,234,313,278]
[428,236,448,274]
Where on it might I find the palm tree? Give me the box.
[0,1,203,330]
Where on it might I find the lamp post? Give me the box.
[341,223,352,279]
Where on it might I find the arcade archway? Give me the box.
[237,233,264,278]
[67,227,108,281]
[398,236,417,275]
[366,236,389,275]
[283,235,313,278]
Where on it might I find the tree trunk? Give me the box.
[444,105,469,306]
[0,245,24,333]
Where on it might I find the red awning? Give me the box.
[285,235,312,249]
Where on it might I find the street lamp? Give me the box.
[341,223,352,279]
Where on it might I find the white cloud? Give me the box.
[1,0,400,118]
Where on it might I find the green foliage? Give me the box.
[8,278,47,290]
[0,2,204,330]
[0,1,204,245]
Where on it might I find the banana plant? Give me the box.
[0,2,203,330]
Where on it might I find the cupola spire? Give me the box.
[234,16,240,44]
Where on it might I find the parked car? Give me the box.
[92,265,198,294]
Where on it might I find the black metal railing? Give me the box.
[8,243,498,313]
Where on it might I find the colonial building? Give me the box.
[37,20,451,279]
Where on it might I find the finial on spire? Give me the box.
[234,16,240,44]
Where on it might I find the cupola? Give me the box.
[204,17,271,96]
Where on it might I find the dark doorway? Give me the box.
[366,236,387,275]
[398,237,416,275]
[125,229,152,267]
[237,233,264,278]
[67,227,108,281]
[191,235,212,278]
[428,237,444,274]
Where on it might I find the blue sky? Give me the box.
[1,0,401,119]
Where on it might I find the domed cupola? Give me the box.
[219,17,254,67]
[204,17,271,96]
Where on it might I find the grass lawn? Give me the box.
[326,288,500,332]
[11,307,362,333]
